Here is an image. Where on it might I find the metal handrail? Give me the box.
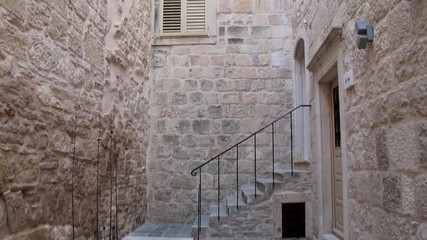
[190,105,311,176]
[190,104,311,239]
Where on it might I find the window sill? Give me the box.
[152,36,217,46]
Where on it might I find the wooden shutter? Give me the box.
[186,0,206,33]
[161,0,208,36]
[162,0,181,34]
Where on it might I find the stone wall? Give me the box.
[293,0,427,239]
[148,0,295,223]
[0,0,152,239]
[204,197,275,240]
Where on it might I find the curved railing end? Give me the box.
[191,169,198,176]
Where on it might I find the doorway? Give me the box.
[306,28,347,239]
[330,79,343,238]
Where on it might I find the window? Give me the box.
[160,0,208,36]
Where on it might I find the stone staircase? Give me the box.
[123,165,312,240]
[192,165,312,239]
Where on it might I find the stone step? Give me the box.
[191,214,209,238]
[192,215,210,229]
[256,178,285,194]
[273,189,312,196]
[272,190,312,203]
[124,224,193,240]
[225,194,248,214]
[209,202,228,225]
[273,168,310,182]
[241,186,266,204]
[294,160,311,171]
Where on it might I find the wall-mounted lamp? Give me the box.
[355,19,374,49]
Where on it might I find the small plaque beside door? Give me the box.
[343,69,355,90]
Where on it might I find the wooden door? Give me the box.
[330,79,343,238]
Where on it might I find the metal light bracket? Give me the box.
[355,19,374,49]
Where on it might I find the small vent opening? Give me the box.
[282,202,305,238]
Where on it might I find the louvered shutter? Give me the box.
[161,0,208,36]
[162,0,181,34]
[186,0,206,33]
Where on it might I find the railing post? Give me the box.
[254,134,257,198]
[236,145,239,211]
[272,123,275,186]
[217,156,220,221]
[198,168,201,239]
[290,112,293,176]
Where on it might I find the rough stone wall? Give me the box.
[0,0,152,239]
[204,197,275,240]
[293,0,427,239]
[149,0,295,223]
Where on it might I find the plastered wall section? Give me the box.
[0,0,152,239]
[293,0,427,239]
[148,0,296,223]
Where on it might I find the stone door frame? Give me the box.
[307,28,349,240]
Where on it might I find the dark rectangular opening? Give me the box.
[282,202,305,238]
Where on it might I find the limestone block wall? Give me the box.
[148,0,296,223]
[293,0,427,239]
[205,197,275,240]
[0,0,152,239]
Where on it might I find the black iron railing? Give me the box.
[190,105,311,239]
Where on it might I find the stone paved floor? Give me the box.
[123,223,193,239]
